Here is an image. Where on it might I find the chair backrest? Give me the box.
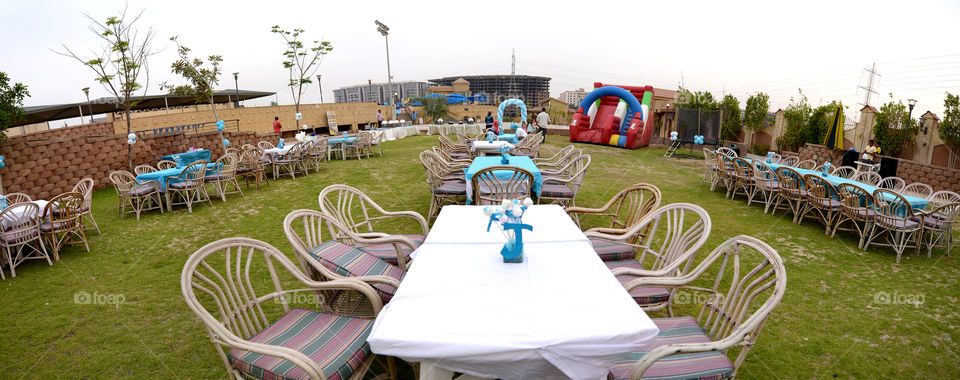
[715,154,736,180]
[733,157,754,178]
[432,146,465,164]
[257,140,276,150]
[901,182,933,200]
[852,171,881,186]
[629,203,712,275]
[181,237,383,379]
[214,152,239,175]
[623,235,786,379]
[594,183,662,241]
[559,154,591,193]
[752,161,778,185]
[318,184,400,235]
[134,165,157,175]
[312,138,327,155]
[45,191,83,231]
[928,202,960,228]
[716,147,737,158]
[702,148,717,167]
[930,190,960,209]
[72,178,95,211]
[774,166,804,193]
[471,165,535,205]
[830,166,856,179]
[173,160,208,184]
[803,174,836,203]
[778,156,799,166]
[836,183,874,218]
[0,203,42,246]
[537,145,575,164]
[768,152,783,163]
[794,159,817,170]
[109,170,137,194]
[419,151,446,189]
[4,192,32,205]
[157,160,177,170]
[873,188,916,222]
[878,176,906,192]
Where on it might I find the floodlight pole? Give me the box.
[903,98,917,159]
[82,87,93,124]
[233,72,240,107]
[316,74,323,103]
[376,20,395,120]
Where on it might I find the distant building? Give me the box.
[430,75,550,106]
[333,81,430,103]
[559,88,588,107]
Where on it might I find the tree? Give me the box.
[0,72,29,143]
[58,7,156,170]
[271,26,333,114]
[743,92,770,151]
[873,100,916,156]
[159,37,228,150]
[805,101,841,146]
[719,95,741,141]
[676,87,719,110]
[776,89,812,151]
[420,97,448,123]
[939,92,960,146]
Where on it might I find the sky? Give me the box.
[2,0,959,127]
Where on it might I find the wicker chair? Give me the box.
[539,154,591,208]
[41,192,89,261]
[715,146,737,158]
[272,143,305,179]
[345,133,370,160]
[237,148,269,190]
[767,152,783,163]
[470,165,535,206]
[284,209,405,308]
[109,170,164,220]
[205,152,244,202]
[366,131,384,157]
[852,171,881,186]
[432,146,473,167]
[714,154,737,196]
[830,166,857,179]
[438,134,471,159]
[729,157,756,201]
[565,183,661,261]
[593,203,712,314]
[0,203,52,278]
[165,160,212,213]
[930,190,960,208]
[318,184,427,271]
[419,151,467,224]
[533,145,578,170]
[309,138,329,171]
[612,235,786,380]
[779,156,799,166]
[800,174,842,233]
[771,166,807,223]
[181,237,391,380]
[4,192,32,205]
[133,165,157,175]
[257,140,276,150]
[794,159,817,170]
[865,189,922,263]
[878,176,906,192]
[700,148,718,187]
[833,183,877,249]
[751,161,781,213]
[72,178,101,235]
[916,202,960,257]
[902,182,934,200]
[156,160,178,170]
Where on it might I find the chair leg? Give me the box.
[77,227,90,253]
[85,211,101,235]
[38,239,52,266]
[4,246,11,278]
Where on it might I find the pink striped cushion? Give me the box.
[228,308,373,380]
[606,260,671,305]
[358,234,424,266]
[436,181,466,195]
[540,184,574,198]
[308,241,404,303]
[590,237,635,262]
[609,317,734,380]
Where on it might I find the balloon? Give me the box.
[501,199,512,208]
[512,208,523,217]
[127,138,135,145]
[216,120,226,131]
[127,133,136,140]
[223,139,230,147]
[523,198,533,207]
[483,206,494,216]
[0,162,5,168]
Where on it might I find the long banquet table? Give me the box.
[368,205,658,380]
[463,156,542,204]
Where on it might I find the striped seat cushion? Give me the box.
[609,317,734,380]
[308,241,404,303]
[436,181,466,195]
[228,308,373,380]
[606,260,671,306]
[540,184,574,198]
[358,234,424,266]
[169,180,202,189]
[129,183,157,197]
[589,237,635,262]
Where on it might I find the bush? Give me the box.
[753,144,771,155]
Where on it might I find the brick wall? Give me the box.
[0,128,279,199]
[797,143,960,193]
[18,122,115,140]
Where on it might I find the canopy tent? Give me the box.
[467,94,487,102]
[446,94,469,104]
[823,104,845,150]
[15,89,274,127]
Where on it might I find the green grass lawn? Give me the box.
[2,134,958,379]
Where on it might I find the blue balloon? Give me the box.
[216,120,226,131]
[0,162,5,168]
[0,155,5,161]
[223,138,230,147]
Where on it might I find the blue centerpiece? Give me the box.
[485,198,534,263]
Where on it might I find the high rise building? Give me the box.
[560,88,589,107]
[333,81,431,103]
[429,75,550,106]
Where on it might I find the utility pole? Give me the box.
[375,20,395,120]
[857,63,880,111]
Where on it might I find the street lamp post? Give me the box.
[232,72,240,107]
[316,74,323,103]
[903,98,917,159]
[82,87,93,124]
[375,20,394,120]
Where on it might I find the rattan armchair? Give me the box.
[800,174,842,233]
[902,182,933,200]
[318,184,427,270]
[0,203,52,278]
[41,192,89,261]
[714,154,736,196]
[470,165,535,206]
[272,142,305,179]
[852,171,881,186]
[165,160,212,213]
[566,183,661,261]
[878,176,906,192]
[205,152,244,202]
[612,235,786,380]
[345,133,370,160]
[237,148,269,190]
[779,156,799,166]
[438,134,471,159]
[532,145,577,169]
[593,203,712,314]
[865,189,922,263]
[133,165,157,175]
[715,146,737,158]
[729,157,756,201]
[309,138,329,171]
[794,159,817,169]
[109,170,164,220]
[700,148,718,187]
[750,161,781,214]
[366,131,384,157]
[771,166,807,223]
[830,166,857,179]
[916,202,960,257]
[419,151,467,224]
[72,178,101,235]
[4,192,32,205]
[257,140,276,150]
[432,146,473,167]
[181,237,391,380]
[156,160,177,170]
[538,154,591,207]
[833,183,877,249]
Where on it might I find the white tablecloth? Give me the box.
[1,200,49,230]
[262,144,295,162]
[369,205,659,380]
[426,124,486,136]
[373,126,419,141]
[469,140,514,155]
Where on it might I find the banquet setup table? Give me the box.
[426,124,486,136]
[463,156,542,203]
[262,144,295,162]
[469,140,514,156]
[326,136,357,160]
[136,163,219,191]
[368,205,659,380]
[372,125,419,141]
[161,149,211,164]
[1,200,49,230]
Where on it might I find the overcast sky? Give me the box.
[3,0,959,127]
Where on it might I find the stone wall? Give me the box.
[0,123,278,199]
[797,143,960,193]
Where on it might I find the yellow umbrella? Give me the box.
[823,103,844,150]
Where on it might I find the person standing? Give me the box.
[485,111,494,131]
[377,109,384,127]
[273,115,282,134]
[536,107,550,137]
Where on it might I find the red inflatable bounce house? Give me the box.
[568,82,655,149]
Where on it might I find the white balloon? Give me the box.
[523,198,534,207]
[501,199,512,208]
[511,208,523,217]
[127,133,136,140]
[483,206,494,216]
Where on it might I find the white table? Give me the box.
[426,124,486,136]
[262,144,295,162]
[1,200,49,230]
[368,205,659,380]
[373,125,419,141]
[470,140,515,156]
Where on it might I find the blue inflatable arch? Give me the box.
[496,98,528,124]
[577,86,645,121]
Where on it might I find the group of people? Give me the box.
[483,107,550,141]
